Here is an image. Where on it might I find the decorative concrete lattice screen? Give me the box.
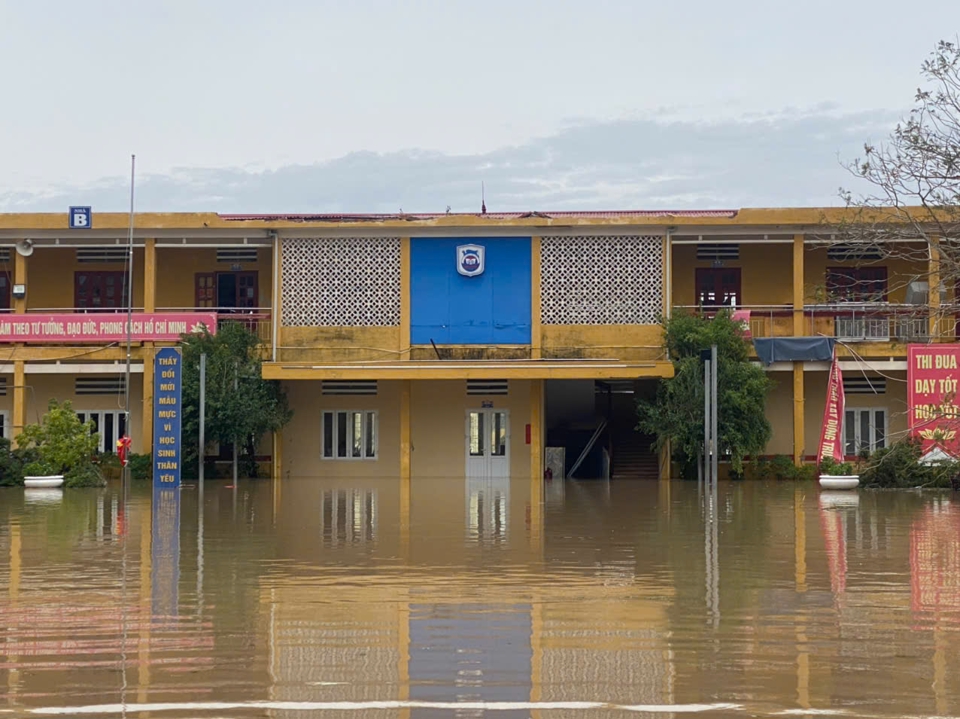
[540,236,663,324]
[281,237,401,326]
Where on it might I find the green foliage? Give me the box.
[638,311,772,478]
[860,437,959,489]
[0,438,28,486]
[180,322,292,479]
[16,399,104,486]
[128,452,152,481]
[819,456,856,476]
[755,454,817,481]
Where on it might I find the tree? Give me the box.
[180,322,292,478]
[637,312,772,478]
[16,399,104,487]
[834,40,960,308]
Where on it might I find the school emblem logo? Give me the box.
[456,244,485,277]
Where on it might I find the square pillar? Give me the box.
[400,380,412,481]
[399,238,411,360]
[13,249,27,314]
[143,238,157,313]
[531,237,542,359]
[13,361,26,446]
[793,362,805,466]
[141,346,154,452]
[929,235,941,341]
[793,234,804,336]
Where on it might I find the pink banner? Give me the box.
[731,309,751,340]
[908,344,960,459]
[818,353,845,463]
[0,313,218,343]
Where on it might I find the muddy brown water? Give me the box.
[1,478,958,718]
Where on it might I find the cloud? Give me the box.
[0,108,900,213]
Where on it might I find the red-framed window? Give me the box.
[75,271,128,310]
[696,268,742,307]
[826,267,887,302]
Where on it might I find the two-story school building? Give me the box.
[0,208,940,479]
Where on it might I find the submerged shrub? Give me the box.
[860,437,958,489]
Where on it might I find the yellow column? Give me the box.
[793,234,804,336]
[272,429,283,480]
[141,346,154,452]
[530,379,544,479]
[793,363,804,466]
[138,508,152,702]
[792,234,806,466]
[13,248,27,314]
[399,237,411,360]
[13,360,26,445]
[659,440,672,481]
[530,380,544,553]
[8,522,21,698]
[400,380,412,481]
[143,238,156,313]
[531,237,542,359]
[929,235,941,340]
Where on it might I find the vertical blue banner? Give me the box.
[153,347,182,488]
[151,488,181,617]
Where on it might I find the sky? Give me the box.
[1,0,958,213]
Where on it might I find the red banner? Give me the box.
[908,344,960,459]
[0,313,217,343]
[818,353,845,463]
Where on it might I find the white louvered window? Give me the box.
[467,380,508,396]
[321,380,378,396]
[77,248,128,263]
[322,410,378,460]
[76,411,127,453]
[843,408,887,456]
[217,248,259,263]
[696,244,740,261]
[843,377,886,394]
[75,377,126,395]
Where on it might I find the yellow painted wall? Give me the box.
[154,247,272,309]
[279,327,401,363]
[280,379,401,478]
[764,374,795,456]
[411,380,532,478]
[802,245,925,304]
[541,325,664,361]
[671,243,794,308]
[25,248,145,310]
[802,370,907,460]
[22,373,144,451]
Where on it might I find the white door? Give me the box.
[465,409,510,477]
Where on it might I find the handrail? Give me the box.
[568,419,607,479]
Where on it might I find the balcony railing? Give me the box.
[673,303,954,344]
[157,307,273,343]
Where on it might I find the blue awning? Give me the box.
[753,337,835,366]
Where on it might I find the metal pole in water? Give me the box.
[710,344,719,486]
[199,353,206,489]
[703,353,711,491]
[233,362,239,486]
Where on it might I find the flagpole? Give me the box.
[124,155,136,458]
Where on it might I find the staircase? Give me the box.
[611,431,660,480]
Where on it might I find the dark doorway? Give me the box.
[195,271,259,310]
[696,268,742,307]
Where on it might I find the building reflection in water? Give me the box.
[319,488,378,546]
[466,476,509,545]
[151,489,181,618]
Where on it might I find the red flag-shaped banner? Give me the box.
[818,353,845,463]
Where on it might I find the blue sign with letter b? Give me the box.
[69,206,92,229]
[153,347,182,488]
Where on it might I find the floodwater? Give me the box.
[1,478,958,719]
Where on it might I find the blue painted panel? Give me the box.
[411,237,531,344]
